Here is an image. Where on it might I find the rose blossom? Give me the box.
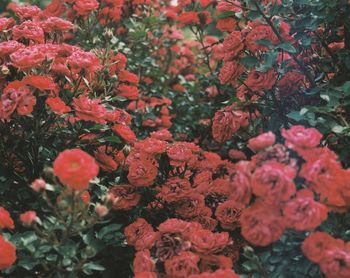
[53,149,99,190]
[248,131,276,152]
[0,235,16,270]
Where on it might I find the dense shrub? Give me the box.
[1,0,350,277]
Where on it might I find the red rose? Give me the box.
[73,95,107,124]
[190,229,230,254]
[215,200,243,231]
[320,247,350,278]
[299,151,346,208]
[13,5,41,20]
[105,109,132,125]
[167,142,198,167]
[248,131,276,152]
[22,75,57,92]
[95,146,124,172]
[278,71,305,96]
[1,86,37,118]
[219,61,244,85]
[41,17,74,33]
[302,232,343,263]
[174,194,208,219]
[282,125,323,149]
[150,129,173,141]
[117,84,139,100]
[223,31,244,61]
[12,21,44,44]
[240,201,285,246]
[133,250,155,274]
[46,97,71,115]
[73,0,99,16]
[228,166,252,205]
[245,21,278,52]
[67,50,101,74]
[112,124,137,144]
[118,70,139,85]
[283,189,328,231]
[53,149,99,190]
[212,106,247,143]
[0,41,24,57]
[158,219,201,237]
[127,159,158,187]
[0,17,15,32]
[228,149,247,160]
[43,0,66,17]
[108,184,141,210]
[245,69,277,92]
[178,12,200,26]
[20,211,37,227]
[0,207,14,230]
[251,161,296,202]
[199,254,233,273]
[109,52,127,74]
[164,251,200,278]
[134,138,167,155]
[124,218,158,250]
[216,18,237,32]
[135,272,157,278]
[10,46,46,70]
[189,269,240,278]
[158,177,192,202]
[0,235,16,270]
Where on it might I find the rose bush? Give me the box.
[1,0,350,277]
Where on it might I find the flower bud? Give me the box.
[31,179,46,192]
[20,211,38,227]
[95,204,109,217]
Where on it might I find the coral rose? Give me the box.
[127,159,158,187]
[164,252,200,278]
[190,229,230,254]
[248,131,276,152]
[0,207,14,230]
[53,149,99,190]
[0,235,16,270]
[282,125,323,149]
[124,218,158,250]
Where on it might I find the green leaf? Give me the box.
[241,56,260,68]
[277,43,297,53]
[332,125,346,134]
[83,262,105,275]
[97,224,123,240]
[256,51,278,72]
[57,240,77,258]
[217,11,236,19]
[99,136,122,144]
[287,111,304,121]
[18,257,39,271]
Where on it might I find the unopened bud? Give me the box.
[31,179,46,192]
[1,65,9,75]
[95,204,109,217]
[20,211,38,227]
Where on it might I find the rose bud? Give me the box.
[81,191,91,204]
[95,204,109,217]
[20,211,38,227]
[31,179,46,192]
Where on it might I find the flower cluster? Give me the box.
[1,0,350,277]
